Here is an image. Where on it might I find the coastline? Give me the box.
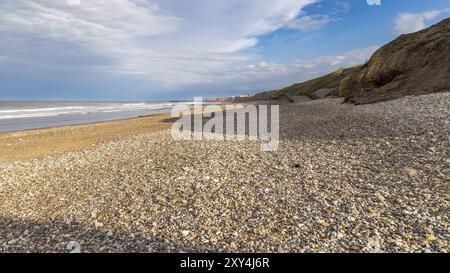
[0,101,259,163]
[0,113,173,163]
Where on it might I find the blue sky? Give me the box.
[0,0,449,100]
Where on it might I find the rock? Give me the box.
[403,167,417,177]
[34,226,46,235]
[367,238,382,253]
[0,89,448,254]
[375,193,385,202]
[351,208,360,216]
[422,234,437,245]
[318,220,330,227]
[342,18,450,104]
[8,239,18,245]
[94,221,104,228]
[66,241,81,253]
[155,195,166,204]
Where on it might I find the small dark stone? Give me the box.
[34,226,46,235]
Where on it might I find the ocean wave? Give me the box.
[0,102,174,120]
[0,106,87,114]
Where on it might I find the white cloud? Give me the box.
[394,8,450,34]
[287,14,336,31]
[367,0,381,6]
[232,46,379,83]
[0,0,361,97]
[337,1,351,12]
[0,0,180,42]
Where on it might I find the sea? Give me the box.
[0,101,192,132]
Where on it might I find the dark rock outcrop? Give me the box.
[341,18,450,104]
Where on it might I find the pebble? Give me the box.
[403,167,418,177]
[0,92,448,253]
[66,241,81,253]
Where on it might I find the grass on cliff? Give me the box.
[276,66,359,97]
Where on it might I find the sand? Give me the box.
[0,113,174,163]
[0,93,448,252]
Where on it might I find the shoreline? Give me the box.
[0,112,174,163]
[0,101,264,163]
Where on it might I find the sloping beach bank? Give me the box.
[0,92,448,252]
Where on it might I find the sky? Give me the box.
[0,0,449,100]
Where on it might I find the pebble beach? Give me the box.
[0,93,449,253]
